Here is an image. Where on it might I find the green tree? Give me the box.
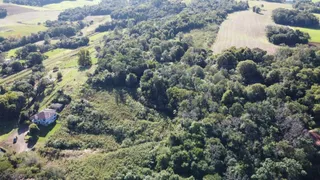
[27,52,44,67]
[236,60,261,84]
[77,49,92,67]
[246,83,266,102]
[57,72,63,81]
[125,73,138,88]
[29,123,40,137]
[216,52,238,70]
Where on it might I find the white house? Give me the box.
[31,109,57,126]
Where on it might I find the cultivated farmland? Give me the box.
[211,1,291,54]
[0,3,60,37]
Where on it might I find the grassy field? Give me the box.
[295,27,320,43]
[211,1,291,54]
[0,3,60,38]
[293,14,320,43]
[0,24,47,38]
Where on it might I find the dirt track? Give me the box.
[0,125,30,153]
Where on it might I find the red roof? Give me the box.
[31,109,56,120]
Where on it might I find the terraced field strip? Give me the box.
[0,30,105,85]
[0,49,78,85]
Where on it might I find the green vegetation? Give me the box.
[295,26,320,43]
[266,25,310,45]
[1,0,320,179]
[272,8,319,27]
[0,25,48,38]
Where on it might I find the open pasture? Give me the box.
[0,3,60,37]
[0,4,35,15]
[211,1,291,54]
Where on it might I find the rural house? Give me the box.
[31,109,57,126]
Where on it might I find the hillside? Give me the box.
[1,0,320,179]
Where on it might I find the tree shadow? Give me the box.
[38,121,56,138]
[27,137,38,149]
[17,124,29,135]
[0,121,17,136]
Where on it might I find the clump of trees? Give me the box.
[0,8,7,19]
[293,1,320,14]
[0,91,26,123]
[77,49,91,67]
[266,25,310,45]
[272,8,319,27]
[252,6,261,14]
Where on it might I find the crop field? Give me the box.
[212,1,291,54]
[0,4,35,15]
[0,3,60,37]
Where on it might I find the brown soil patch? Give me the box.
[0,4,36,16]
[0,125,30,153]
[309,130,320,146]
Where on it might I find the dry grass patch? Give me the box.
[212,1,292,54]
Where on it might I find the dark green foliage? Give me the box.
[29,123,40,137]
[0,8,7,19]
[266,25,310,46]
[3,0,320,179]
[293,1,320,14]
[27,52,44,67]
[272,8,319,27]
[0,91,26,123]
[77,49,92,67]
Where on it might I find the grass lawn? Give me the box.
[37,122,61,144]
[295,27,320,43]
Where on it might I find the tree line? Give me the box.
[272,8,319,27]
[3,0,68,6]
[293,1,320,14]
[266,25,310,46]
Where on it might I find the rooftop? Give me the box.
[31,109,56,120]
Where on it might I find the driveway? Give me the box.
[0,125,30,153]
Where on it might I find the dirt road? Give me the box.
[0,125,30,153]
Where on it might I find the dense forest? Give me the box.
[266,25,310,46]
[272,8,319,27]
[3,0,68,6]
[1,0,320,179]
